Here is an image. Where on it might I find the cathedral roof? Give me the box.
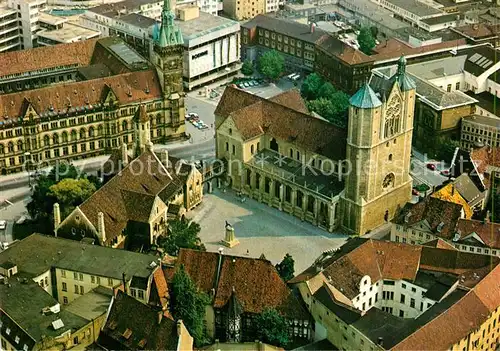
[349,83,382,109]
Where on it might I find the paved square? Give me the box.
[188,189,348,273]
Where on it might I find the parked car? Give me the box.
[188,112,198,118]
[412,188,420,196]
[0,220,6,230]
[440,169,450,176]
[426,163,436,171]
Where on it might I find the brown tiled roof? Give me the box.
[471,146,500,174]
[430,183,473,219]
[152,267,169,309]
[392,264,500,350]
[393,197,464,240]
[422,238,458,251]
[0,70,161,122]
[269,89,309,114]
[170,249,309,318]
[217,87,347,160]
[331,38,467,65]
[99,290,180,350]
[322,240,421,299]
[456,219,500,249]
[419,246,497,275]
[454,23,500,39]
[78,149,184,244]
[0,39,98,77]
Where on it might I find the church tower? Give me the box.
[340,56,416,235]
[151,0,186,138]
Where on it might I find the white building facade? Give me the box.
[7,0,47,49]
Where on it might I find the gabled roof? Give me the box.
[0,39,98,78]
[431,183,473,219]
[349,83,382,109]
[0,70,161,123]
[166,249,309,319]
[77,149,186,244]
[216,87,347,160]
[470,145,500,174]
[269,89,309,114]
[393,197,464,240]
[456,219,500,249]
[422,238,458,251]
[99,291,180,350]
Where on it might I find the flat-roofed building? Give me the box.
[0,4,20,52]
[461,114,500,149]
[37,22,101,46]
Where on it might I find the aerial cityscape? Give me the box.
[1,0,500,349]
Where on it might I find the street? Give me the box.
[410,149,448,189]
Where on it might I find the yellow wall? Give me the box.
[55,267,120,305]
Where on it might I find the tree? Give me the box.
[27,163,100,227]
[357,27,376,55]
[48,178,96,218]
[301,73,324,100]
[275,253,295,281]
[170,265,210,347]
[241,59,254,76]
[318,81,336,100]
[255,308,289,347]
[434,138,460,163]
[158,218,205,256]
[306,92,349,127]
[259,50,284,81]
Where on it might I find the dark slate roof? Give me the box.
[130,276,149,290]
[0,234,156,280]
[349,83,382,108]
[98,291,179,350]
[464,45,500,77]
[313,285,360,324]
[241,14,326,44]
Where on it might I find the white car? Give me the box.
[0,220,6,230]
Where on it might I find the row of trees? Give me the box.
[301,73,350,127]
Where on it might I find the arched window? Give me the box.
[388,154,393,161]
[251,144,254,154]
[43,136,49,147]
[17,140,23,152]
[156,114,161,125]
[257,142,260,152]
[225,142,229,151]
[384,96,402,139]
[270,138,278,152]
[97,125,103,136]
[229,128,232,135]
[122,120,128,131]
[0,144,4,154]
[89,126,95,138]
[52,134,59,145]
[62,131,68,143]
[71,130,77,141]
[80,128,86,139]
[296,150,300,160]
[289,148,293,158]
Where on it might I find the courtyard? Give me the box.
[188,188,348,273]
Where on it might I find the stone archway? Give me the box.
[270,138,278,152]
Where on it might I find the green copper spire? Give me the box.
[156,0,183,48]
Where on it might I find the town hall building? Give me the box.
[215,57,416,235]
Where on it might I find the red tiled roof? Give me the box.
[471,146,500,174]
[153,268,169,309]
[456,219,500,249]
[392,264,500,350]
[454,23,500,39]
[217,87,347,160]
[0,70,162,122]
[322,240,421,299]
[0,39,98,77]
[422,238,458,251]
[170,249,309,318]
[269,89,309,114]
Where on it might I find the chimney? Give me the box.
[451,185,455,196]
[160,149,169,168]
[484,210,490,224]
[158,310,163,324]
[310,22,315,33]
[122,272,127,295]
[53,203,61,236]
[121,143,128,167]
[378,337,384,346]
[97,211,106,244]
[214,248,224,292]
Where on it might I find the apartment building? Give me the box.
[0,233,171,350]
[461,114,500,149]
[0,4,19,52]
[290,238,500,350]
[0,33,187,175]
[241,14,325,74]
[7,0,47,49]
[223,0,265,21]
